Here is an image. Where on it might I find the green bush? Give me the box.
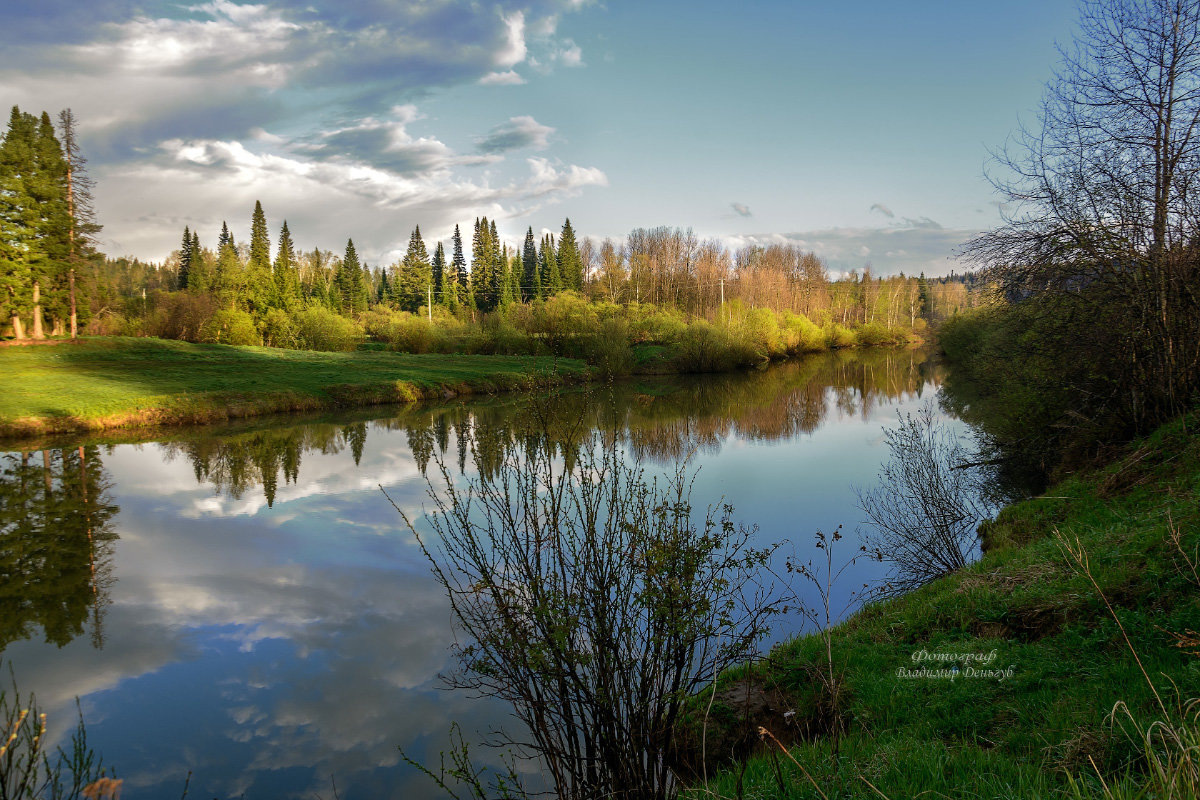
[293,304,363,352]
[199,308,260,346]
[673,321,753,372]
[627,304,688,344]
[260,308,298,349]
[824,323,857,348]
[781,311,827,353]
[856,321,899,347]
[735,307,784,358]
[581,317,634,376]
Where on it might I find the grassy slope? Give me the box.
[0,337,587,438]
[690,413,1200,799]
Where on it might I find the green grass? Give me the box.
[685,412,1200,799]
[0,336,587,438]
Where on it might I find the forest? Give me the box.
[1,103,978,371]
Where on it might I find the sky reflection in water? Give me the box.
[0,349,962,799]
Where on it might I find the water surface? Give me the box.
[0,348,958,799]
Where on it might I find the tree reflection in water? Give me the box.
[160,348,941,504]
[0,446,118,651]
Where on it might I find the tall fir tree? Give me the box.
[57,108,100,338]
[431,241,446,300]
[218,221,234,251]
[451,224,467,305]
[488,219,503,307]
[539,234,562,296]
[336,239,367,315]
[0,107,38,339]
[244,201,272,315]
[188,231,212,294]
[522,226,540,301]
[557,218,583,291]
[248,201,270,273]
[471,217,494,311]
[396,225,431,313]
[178,226,192,290]
[273,221,300,309]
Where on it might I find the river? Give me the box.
[0,348,963,799]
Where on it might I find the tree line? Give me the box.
[0,106,99,340]
[2,101,979,350]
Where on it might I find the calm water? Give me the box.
[0,348,962,799]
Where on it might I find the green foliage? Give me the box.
[395,226,431,313]
[259,307,297,349]
[673,320,753,373]
[693,410,1200,800]
[199,307,259,346]
[293,302,364,351]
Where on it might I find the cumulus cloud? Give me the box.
[93,134,606,263]
[869,202,894,218]
[475,115,556,154]
[731,202,752,217]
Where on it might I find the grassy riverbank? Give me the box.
[0,337,588,439]
[688,411,1200,799]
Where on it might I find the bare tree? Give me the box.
[397,419,776,800]
[857,405,997,596]
[968,0,1200,428]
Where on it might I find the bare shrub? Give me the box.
[395,419,776,800]
[857,403,997,595]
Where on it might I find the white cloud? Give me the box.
[731,202,752,217]
[495,10,527,67]
[479,69,527,85]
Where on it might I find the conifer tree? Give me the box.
[57,109,100,338]
[470,218,488,309]
[29,112,70,338]
[539,234,562,296]
[188,231,211,294]
[218,221,234,252]
[273,221,300,309]
[396,225,431,312]
[249,201,270,273]
[336,239,366,315]
[522,226,540,301]
[557,218,583,291]
[178,226,192,290]
[432,240,446,300]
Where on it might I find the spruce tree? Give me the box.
[57,109,100,338]
[29,112,70,337]
[188,231,211,294]
[451,223,468,293]
[557,218,583,291]
[178,226,192,290]
[249,201,270,273]
[539,234,562,296]
[431,241,446,300]
[219,221,234,251]
[397,225,431,313]
[488,219,503,307]
[471,218,490,310]
[273,221,300,310]
[522,226,539,301]
[243,201,272,315]
[337,239,366,315]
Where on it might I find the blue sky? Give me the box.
[0,1,1080,275]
